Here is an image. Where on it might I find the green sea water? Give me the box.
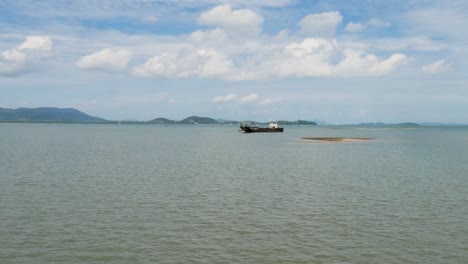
[1,124,467,263]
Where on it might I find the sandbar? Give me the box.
[301,137,374,143]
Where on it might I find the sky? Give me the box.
[1,0,468,123]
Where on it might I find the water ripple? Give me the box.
[1,124,467,263]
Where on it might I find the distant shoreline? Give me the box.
[2,121,468,127]
[2,107,468,126]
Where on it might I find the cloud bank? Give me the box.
[11,5,412,81]
[131,36,407,80]
[127,7,407,80]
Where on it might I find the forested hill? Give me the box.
[0,107,107,123]
[0,108,322,125]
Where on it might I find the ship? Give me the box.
[240,121,284,133]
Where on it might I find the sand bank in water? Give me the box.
[301,137,374,143]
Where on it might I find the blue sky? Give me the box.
[1,0,467,123]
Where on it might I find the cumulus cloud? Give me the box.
[273,38,407,78]
[18,36,52,51]
[0,35,52,77]
[130,6,407,81]
[133,36,407,80]
[334,49,407,76]
[240,93,259,103]
[343,18,390,34]
[283,38,335,58]
[421,59,451,74]
[133,48,235,79]
[77,48,132,72]
[299,11,343,37]
[190,28,229,47]
[212,93,238,103]
[274,38,335,77]
[198,5,263,36]
[344,22,365,32]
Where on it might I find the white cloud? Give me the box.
[212,93,238,103]
[18,36,52,51]
[273,38,407,78]
[199,49,236,77]
[190,28,229,47]
[421,59,451,74]
[341,18,389,34]
[0,35,52,77]
[298,11,343,38]
[240,93,259,103]
[334,49,407,76]
[274,38,335,77]
[198,5,263,36]
[0,5,412,81]
[133,48,235,79]
[283,38,335,58]
[76,48,132,72]
[133,36,408,80]
[343,18,390,33]
[344,22,365,33]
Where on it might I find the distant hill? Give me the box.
[215,119,239,124]
[0,107,107,123]
[179,116,218,124]
[148,117,177,124]
[278,120,317,125]
[358,122,420,127]
[147,116,218,124]
[419,122,468,126]
[0,107,322,125]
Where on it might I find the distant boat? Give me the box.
[240,121,284,133]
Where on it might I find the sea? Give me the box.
[1,123,467,264]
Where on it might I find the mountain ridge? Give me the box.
[0,109,316,125]
[2,107,464,126]
[0,107,107,123]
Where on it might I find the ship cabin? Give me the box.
[268,121,279,129]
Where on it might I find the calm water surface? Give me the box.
[1,124,467,263]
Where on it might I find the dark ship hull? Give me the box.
[240,124,284,133]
